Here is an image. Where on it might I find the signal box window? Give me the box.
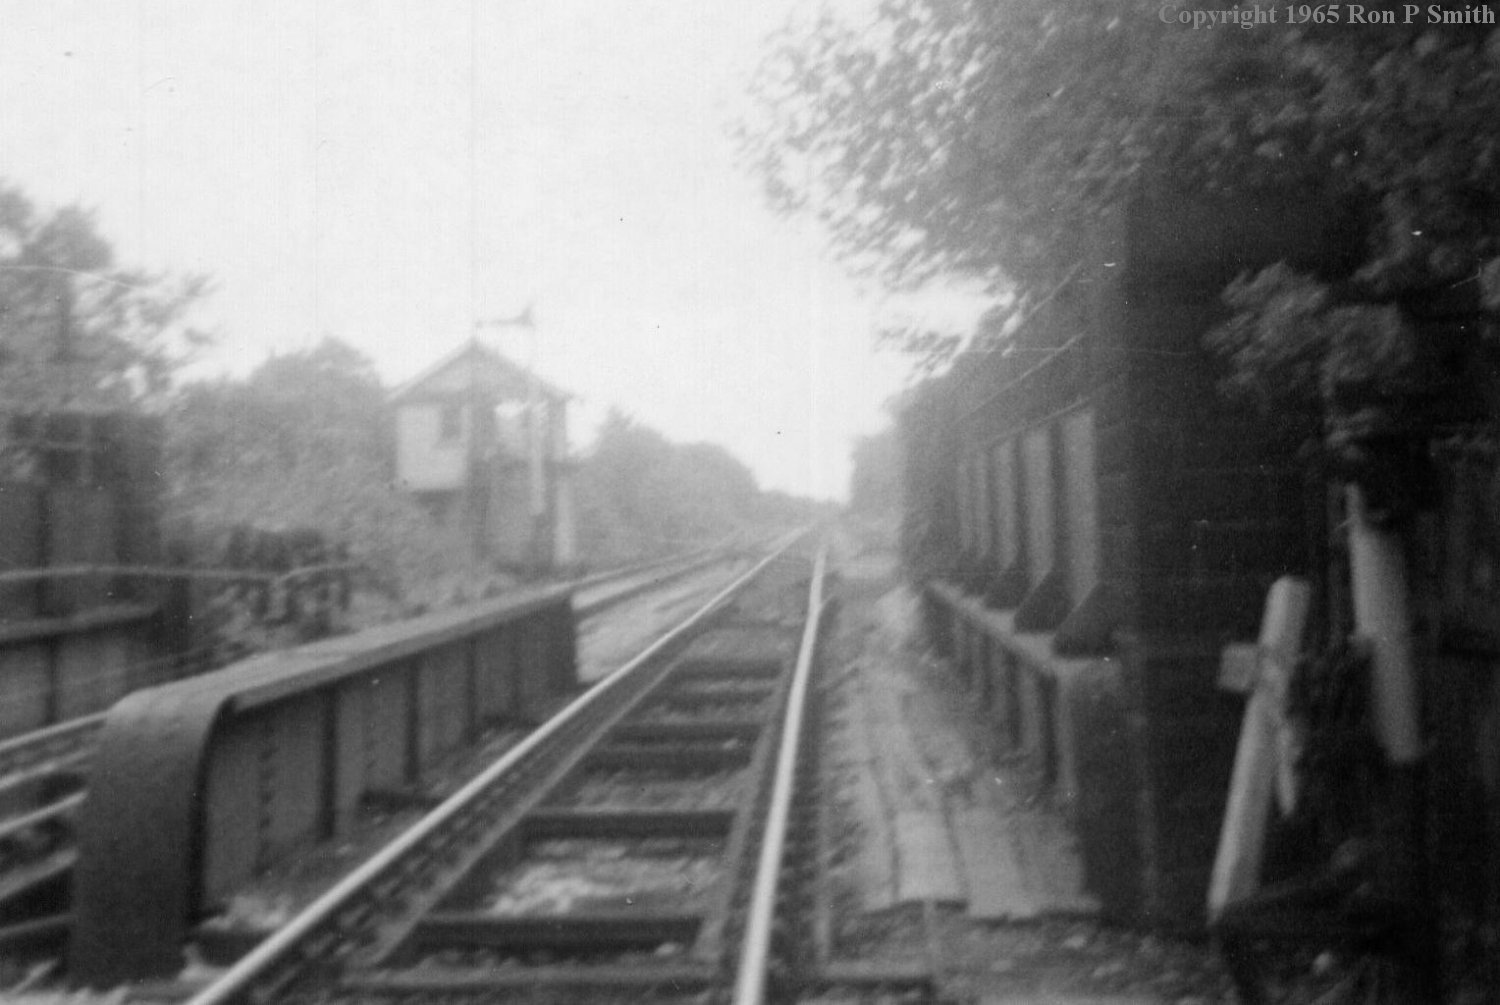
[438,403,463,443]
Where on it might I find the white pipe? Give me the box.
[1346,484,1423,764]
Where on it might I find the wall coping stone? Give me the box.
[931,580,1118,681]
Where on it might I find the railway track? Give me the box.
[570,547,734,617]
[0,550,743,970]
[169,536,847,1005]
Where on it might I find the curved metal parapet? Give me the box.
[71,682,229,985]
[69,583,578,987]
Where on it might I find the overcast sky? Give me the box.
[0,0,986,499]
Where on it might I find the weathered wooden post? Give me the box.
[1346,484,1440,1001]
[1209,576,1311,920]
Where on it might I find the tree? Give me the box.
[740,2,1500,425]
[572,409,782,561]
[665,442,761,538]
[739,1,1189,303]
[170,337,389,484]
[0,180,211,412]
[165,337,469,589]
[572,411,678,558]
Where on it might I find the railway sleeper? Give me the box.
[342,959,719,996]
[662,681,776,706]
[609,720,763,744]
[408,910,701,954]
[649,689,773,714]
[806,958,940,997]
[548,764,747,809]
[521,808,734,840]
[443,831,724,904]
[674,656,783,679]
[586,745,753,772]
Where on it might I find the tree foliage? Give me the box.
[741,2,1500,415]
[739,0,1192,298]
[0,180,211,411]
[573,409,796,560]
[165,337,470,590]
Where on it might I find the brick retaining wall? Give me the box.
[907,188,1358,928]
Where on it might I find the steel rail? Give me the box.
[573,548,733,618]
[565,544,718,594]
[183,533,805,1005]
[732,542,828,1005]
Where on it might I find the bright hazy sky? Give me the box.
[0,1,988,499]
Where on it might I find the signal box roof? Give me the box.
[388,340,571,405]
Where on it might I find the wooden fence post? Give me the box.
[1208,576,1311,921]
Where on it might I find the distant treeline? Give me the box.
[166,337,819,598]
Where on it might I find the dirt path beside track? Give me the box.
[822,521,1233,1004]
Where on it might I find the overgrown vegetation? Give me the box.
[739,1,1500,437]
[165,338,472,597]
[574,408,819,562]
[0,180,211,414]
